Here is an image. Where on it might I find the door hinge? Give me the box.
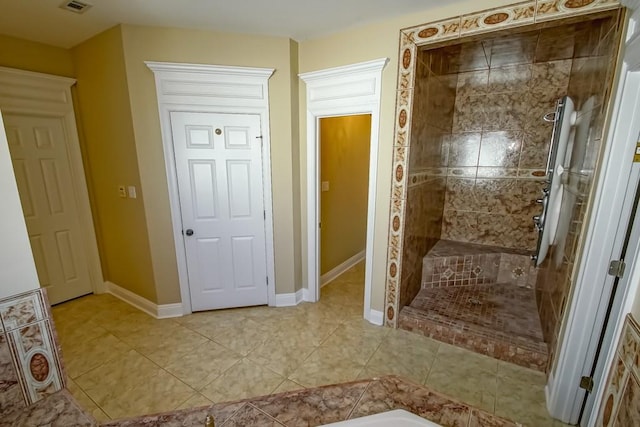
[319,222,321,229]
[256,135,263,145]
[579,376,594,393]
[608,259,626,278]
[263,210,266,220]
[266,276,269,286]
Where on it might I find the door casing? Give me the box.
[146,62,276,314]
[0,66,104,300]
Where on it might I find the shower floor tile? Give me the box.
[399,283,548,371]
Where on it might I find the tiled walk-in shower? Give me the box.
[394,8,623,371]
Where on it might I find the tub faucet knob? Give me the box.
[205,414,215,427]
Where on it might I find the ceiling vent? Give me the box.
[59,0,92,14]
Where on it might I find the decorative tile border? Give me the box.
[460,1,537,37]
[0,289,65,408]
[384,0,621,327]
[596,314,640,426]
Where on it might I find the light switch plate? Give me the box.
[127,185,137,199]
[321,181,330,192]
[118,185,127,198]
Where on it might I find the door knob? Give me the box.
[185,229,194,236]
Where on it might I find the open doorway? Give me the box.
[318,115,371,307]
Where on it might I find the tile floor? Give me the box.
[52,262,568,426]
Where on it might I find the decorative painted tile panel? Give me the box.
[597,314,640,427]
[0,289,65,409]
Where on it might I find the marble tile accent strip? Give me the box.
[596,314,640,427]
[103,376,518,427]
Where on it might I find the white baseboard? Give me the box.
[275,289,308,307]
[367,309,384,326]
[321,250,365,287]
[106,281,183,319]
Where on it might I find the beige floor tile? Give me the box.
[426,364,497,413]
[66,377,111,422]
[176,393,214,410]
[247,336,316,377]
[74,349,161,404]
[163,341,242,390]
[319,326,382,365]
[200,358,284,403]
[64,333,131,379]
[98,370,196,419]
[118,322,206,356]
[287,346,365,388]
[272,379,306,394]
[497,360,547,386]
[433,342,499,374]
[52,259,558,424]
[364,344,435,385]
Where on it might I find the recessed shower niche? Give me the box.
[387,8,624,371]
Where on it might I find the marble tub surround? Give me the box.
[102,376,519,427]
[1,389,97,427]
[0,288,66,417]
[596,314,640,426]
[53,263,568,425]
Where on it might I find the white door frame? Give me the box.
[146,61,276,315]
[300,58,388,325]
[0,66,105,296]
[546,2,640,423]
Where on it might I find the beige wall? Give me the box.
[0,34,74,77]
[120,25,300,303]
[298,0,521,311]
[320,115,371,275]
[0,111,40,298]
[72,26,158,302]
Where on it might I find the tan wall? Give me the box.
[320,115,371,275]
[72,26,157,302]
[298,0,521,312]
[120,25,300,303]
[0,34,74,77]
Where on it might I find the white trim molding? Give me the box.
[106,281,183,319]
[0,66,105,298]
[146,61,277,315]
[321,250,365,287]
[275,289,306,307]
[299,58,389,326]
[368,309,384,326]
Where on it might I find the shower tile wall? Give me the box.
[535,13,622,373]
[440,33,574,251]
[400,52,455,308]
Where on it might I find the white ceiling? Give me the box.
[0,0,465,49]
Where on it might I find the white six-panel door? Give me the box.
[4,114,93,304]
[170,111,268,311]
